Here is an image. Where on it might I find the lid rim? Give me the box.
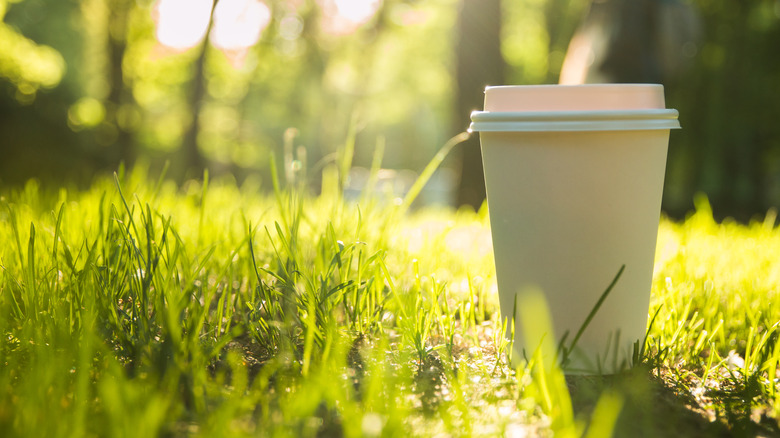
[469,109,680,132]
[470,109,679,120]
[469,121,681,133]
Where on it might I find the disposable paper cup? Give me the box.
[470,84,680,374]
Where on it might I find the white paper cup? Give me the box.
[470,84,680,374]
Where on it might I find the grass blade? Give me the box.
[399,132,470,215]
[562,265,625,366]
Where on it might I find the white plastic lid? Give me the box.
[469,84,680,132]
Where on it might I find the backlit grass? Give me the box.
[1,165,779,437]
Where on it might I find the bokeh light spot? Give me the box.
[68,97,105,131]
[210,0,271,50]
[334,0,381,24]
[154,0,213,50]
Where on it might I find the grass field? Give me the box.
[1,162,779,437]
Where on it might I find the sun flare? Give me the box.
[154,0,213,50]
[211,0,271,50]
[154,0,270,51]
[334,0,382,24]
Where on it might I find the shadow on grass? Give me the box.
[567,366,779,437]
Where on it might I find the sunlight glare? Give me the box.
[210,0,271,50]
[334,0,381,24]
[318,0,382,35]
[154,0,214,50]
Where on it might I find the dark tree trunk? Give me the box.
[180,1,218,179]
[181,42,209,178]
[454,0,505,210]
[106,0,136,167]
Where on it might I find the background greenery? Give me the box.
[1,0,779,220]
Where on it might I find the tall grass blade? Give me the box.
[339,114,358,191]
[583,391,624,438]
[364,136,386,198]
[198,168,209,246]
[562,264,625,366]
[399,132,470,215]
[51,203,65,264]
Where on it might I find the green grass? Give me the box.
[1,162,779,437]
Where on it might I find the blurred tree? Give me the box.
[667,0,780,220]
[559,0,700,84]
[179,1,216,178]
[105,0,137,167]
[454,0,503,210]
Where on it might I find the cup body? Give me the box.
[470,85,679,373]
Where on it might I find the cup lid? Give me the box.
[484,84,667,112]
[470,84,680,132]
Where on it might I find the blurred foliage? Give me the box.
[0,0,64,101]
[0,0,778,219]
[662,0,780,220]
[0,0,460,184]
